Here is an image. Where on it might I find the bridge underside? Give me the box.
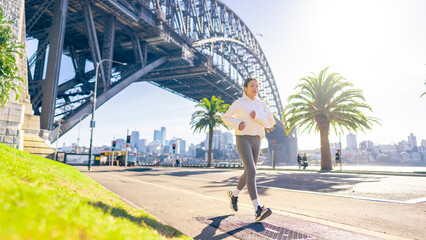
[141,63,241,104]
[24,0,295,163]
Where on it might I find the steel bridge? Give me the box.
[25,0,296,163]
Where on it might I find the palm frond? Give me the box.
[283,67,380,136]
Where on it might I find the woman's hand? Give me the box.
[250,110,256,119]
[238,121,245,131]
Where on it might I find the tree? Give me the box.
[0,7,24,107]
[190,96,229,167]
[283,67,379,170]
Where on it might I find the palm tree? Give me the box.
[190,96,229,167]
[283,67,379,170]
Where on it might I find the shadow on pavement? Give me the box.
[203,171,385,195]
[88,201,185,238]
[85,167,156,173]
[195,215,265,240]
[126,168,153,172]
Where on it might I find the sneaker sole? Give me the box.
[227,191,237,212]
[255,208,272,222]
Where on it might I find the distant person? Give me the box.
[302,153,308,169]
[176,159,180,167]
[222,77,276,222]
[334,150,342,170]
[297,153,302,169]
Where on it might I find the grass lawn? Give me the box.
[0,143,191,239]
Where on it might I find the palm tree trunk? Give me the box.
[316,115,332,170]
[319,128,332,170]
[207,125,213,167]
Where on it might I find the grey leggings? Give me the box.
[236,135,261,200]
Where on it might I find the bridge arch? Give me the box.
[151,0,284,118]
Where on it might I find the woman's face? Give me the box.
[244,80,259,98]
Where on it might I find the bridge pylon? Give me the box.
[265,121,298,166]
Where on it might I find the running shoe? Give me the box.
[255,205,272,222]
[227,190,238,212]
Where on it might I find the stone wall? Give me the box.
[0,101,25,149]
[0,0,31,150]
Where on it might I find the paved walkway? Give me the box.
[76,166,426,240]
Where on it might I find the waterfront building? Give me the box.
[346,133,357,150]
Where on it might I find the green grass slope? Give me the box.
[0,143,191,240]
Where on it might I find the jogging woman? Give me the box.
[221,77,276,222]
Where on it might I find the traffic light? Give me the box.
[172,144,176,153]
[112,140,116,148]
[126,135,131,144]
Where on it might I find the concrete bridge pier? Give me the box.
[265,123,298,166]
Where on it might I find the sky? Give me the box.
[29,0,426,150]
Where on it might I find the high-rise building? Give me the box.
[408,133,417,148]
[154,130,162,144]
[359,140,374,151]
[180,139,186,154]
[137,139,147,153]
[161,127,166,145]
[115,138,126,151]
[346,133,357,150]
[221,132,234,147]
[397,140,412,152]
[130,131,140,148]
[153,127,166,145]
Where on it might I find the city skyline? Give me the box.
[35,0,426,150]
[62,126,424,153]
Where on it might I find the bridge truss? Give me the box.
[25,0,284,143]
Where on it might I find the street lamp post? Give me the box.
[88,59,126,171]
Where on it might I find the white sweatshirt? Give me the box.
[221,95,276,138]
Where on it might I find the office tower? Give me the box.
[205,130,222,150]
[137,139,147,153]
[130,131,140,148]
[346,133,357,150]
[359,140,374,151]
[154,130,162,144]
[161,127,166,145]
[180,139,186,154]
[408,133,417,148]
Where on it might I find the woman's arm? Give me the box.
[221,101,242,129]
[253,103,276,128]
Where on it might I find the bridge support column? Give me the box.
[33,37,47,82]
[40,0,68,130]
[132,33,147,68]
[82,0,106,90]
[49,56,168,142]
[266,125,298,166]
[102,15,116,87]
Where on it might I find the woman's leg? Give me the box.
[236,136,259,201]
[236,170,247,192]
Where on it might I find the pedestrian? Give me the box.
[222,77,276,222]
[297,153,302,169]
[334,149,342,170]
[302,153,308,169]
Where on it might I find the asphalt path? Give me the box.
[76,166,426,240]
